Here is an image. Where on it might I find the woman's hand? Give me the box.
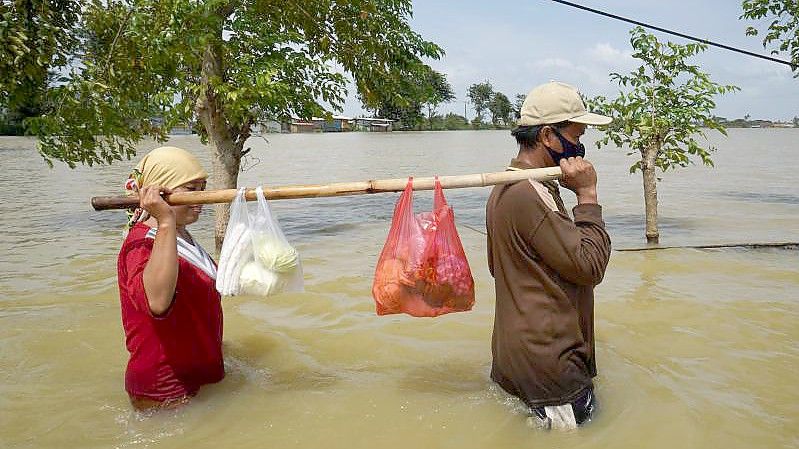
[139,185,175,225]
[559,157,598,204]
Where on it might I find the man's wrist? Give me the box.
[576,188,598,204]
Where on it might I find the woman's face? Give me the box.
[171,178,207,226]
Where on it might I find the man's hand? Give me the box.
[139,185,175,225]
[559,157,598,205]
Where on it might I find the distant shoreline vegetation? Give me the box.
[237,115,795,134]
[715,116,798,128]
[1,114,797,137]
[257,115,799,134]
[384,116,799,131]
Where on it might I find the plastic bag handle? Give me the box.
[433,176,448,210]
[398,177,414,219]
[231,187,250,226]
[382,176,416,246]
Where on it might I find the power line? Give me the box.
[548,0,796,69]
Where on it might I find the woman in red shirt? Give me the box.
[117,146,224,410]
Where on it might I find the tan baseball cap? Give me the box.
[518,81,612,126]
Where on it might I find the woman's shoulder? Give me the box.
[130,222,156,238]
[118,223,156,274]
[121,223,156,252]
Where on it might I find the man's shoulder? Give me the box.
[527,179,561,212]
[490,179,556,212]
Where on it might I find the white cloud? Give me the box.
[586,43,635,67]
[533,58,576,70]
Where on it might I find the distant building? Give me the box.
[750,120,773,128]
[319,115,352,132]
[280,116,395,133]
[283,116,353,133]
[353,117,394,132]
[253,120,282,134]
[169,125,194,135]
[147,116,196,135]
[284,118,320,133]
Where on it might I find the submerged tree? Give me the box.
[442,112,468,130]
[422,70,455,130]
[369,87,425,131]
[368,67,453,130]
[27,0,443,249]
[467,81,493,124]
[512,93,526,120]
[590,27,738,243]
[740,0,799,76]
[488,92,513,127]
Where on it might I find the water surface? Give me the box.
[1,129,797,448]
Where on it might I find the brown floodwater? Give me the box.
[1,129,797,448]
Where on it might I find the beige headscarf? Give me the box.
[124,146,208,231]
[135,146,207,190]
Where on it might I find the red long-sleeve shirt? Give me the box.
[117,223,224,401]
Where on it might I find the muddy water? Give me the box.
[1,129,797,449]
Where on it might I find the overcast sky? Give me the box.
[341,0,798,121]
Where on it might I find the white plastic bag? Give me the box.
[216,188,251,296]
[216,187,303,296]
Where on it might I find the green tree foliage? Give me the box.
[442,113,468,130]
[589,27,739,243]
[377,101,425,130]
[467,81,493,123]
[369,67,453,131]
[488,92,513,127]
[513,93,526,119]
[0,0,80,133]
[741,0,799,75]
[422,70,455,130]
[26,0,442,247]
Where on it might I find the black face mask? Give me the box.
[545,128,585,163]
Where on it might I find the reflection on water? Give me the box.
[721,191,799,205]
[0,130,798,449]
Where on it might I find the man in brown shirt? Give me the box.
[486,81,612,429]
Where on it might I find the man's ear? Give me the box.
[540,126,562,153]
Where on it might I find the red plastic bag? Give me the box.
[372,177,475,317]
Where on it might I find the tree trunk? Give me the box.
[210,140,242,251]
[641,143,660,244]
[197,41,246,252]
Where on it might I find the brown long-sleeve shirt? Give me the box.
[486,158,611,408]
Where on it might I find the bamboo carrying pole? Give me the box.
[90,167,563,211]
